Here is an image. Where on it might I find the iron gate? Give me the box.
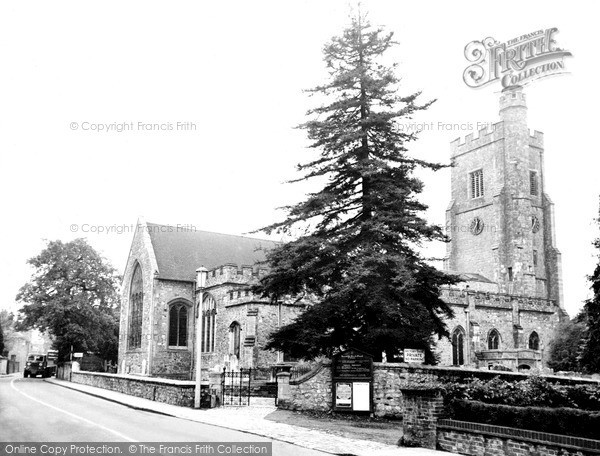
[221,368,251,406]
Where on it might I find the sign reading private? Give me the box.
[463,28,572,89]
[403,348,425,364]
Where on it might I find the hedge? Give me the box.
[444,375,600,410]
[448,399,600,440]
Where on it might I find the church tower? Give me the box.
[445,86,564,310]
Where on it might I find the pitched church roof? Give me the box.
[146,222,277,282]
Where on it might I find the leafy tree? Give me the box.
[16,239,120,362]
[547,314,586,372]
[580,210,600,373]
[0,319,4,356]
[0,310,15,357]
[255,13,457,362]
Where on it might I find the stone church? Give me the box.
[436,85,567,370]
[117,221,305,379]
[117,85,566,379]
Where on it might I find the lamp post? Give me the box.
[194,266,208,409]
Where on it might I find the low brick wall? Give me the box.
[71,371,196,407]
[438,419,600,456]
[401,387,445,449]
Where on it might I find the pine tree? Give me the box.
[256,13,457,362]
[580,206,600,373]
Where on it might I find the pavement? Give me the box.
[44,376,459,456]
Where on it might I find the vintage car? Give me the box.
[23,351,57,378]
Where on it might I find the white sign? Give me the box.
[403,349,425,364]
[73,352,84,358]
[352,382,370,411]
[335,382,352,407]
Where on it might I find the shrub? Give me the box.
[443,375,600,411]
[448,399,600,440]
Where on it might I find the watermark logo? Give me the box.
[69,121,198,133]
[463,28,572,89]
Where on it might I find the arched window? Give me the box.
[529,332,540,350]
[229,322,241,359]
[488,329,500,350]
[202,294,217,352]
[128,263,143,349]
[168,302,189,347]
[452,327,465,366]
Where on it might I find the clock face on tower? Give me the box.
[470,217,484,235]
[531,215,541,233]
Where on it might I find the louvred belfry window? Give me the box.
[530,171,539,196]
[470,169,484,199]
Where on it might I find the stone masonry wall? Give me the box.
[278,362,332,412]
[151,279,194,378]
[281,362,599,418]
[437,288,561,368]
[71,371,195,407]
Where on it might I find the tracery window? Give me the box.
[168,303,188,347]
[529,332,540,350]
[452,327,465,366]
[488,329,500,350]
[128,263,143,349]
[229,321,241,359]
[202,294,217,352]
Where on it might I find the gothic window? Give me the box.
[128,263,143,349]
[452,327,465,366]
[201,294,217,352]
[488,329,500,350]
[168,302,188,347]
[229,321,241,359]
[530,171,538,196]
[529,332,540,350]
[469,169,484,199]
[533,250,538,267]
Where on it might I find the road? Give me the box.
[0,376,326,455]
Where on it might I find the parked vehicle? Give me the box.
[23,350,58,378]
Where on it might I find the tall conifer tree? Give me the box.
[580,203,600,373]
[256,13,457,362]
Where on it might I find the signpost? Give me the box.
[332,349,373,413]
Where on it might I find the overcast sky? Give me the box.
[1,0,598,318]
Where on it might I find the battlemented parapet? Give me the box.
[205,263,269,288]
[450,121,504,158]
[450,122,544,158]
[440,286,557,313]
